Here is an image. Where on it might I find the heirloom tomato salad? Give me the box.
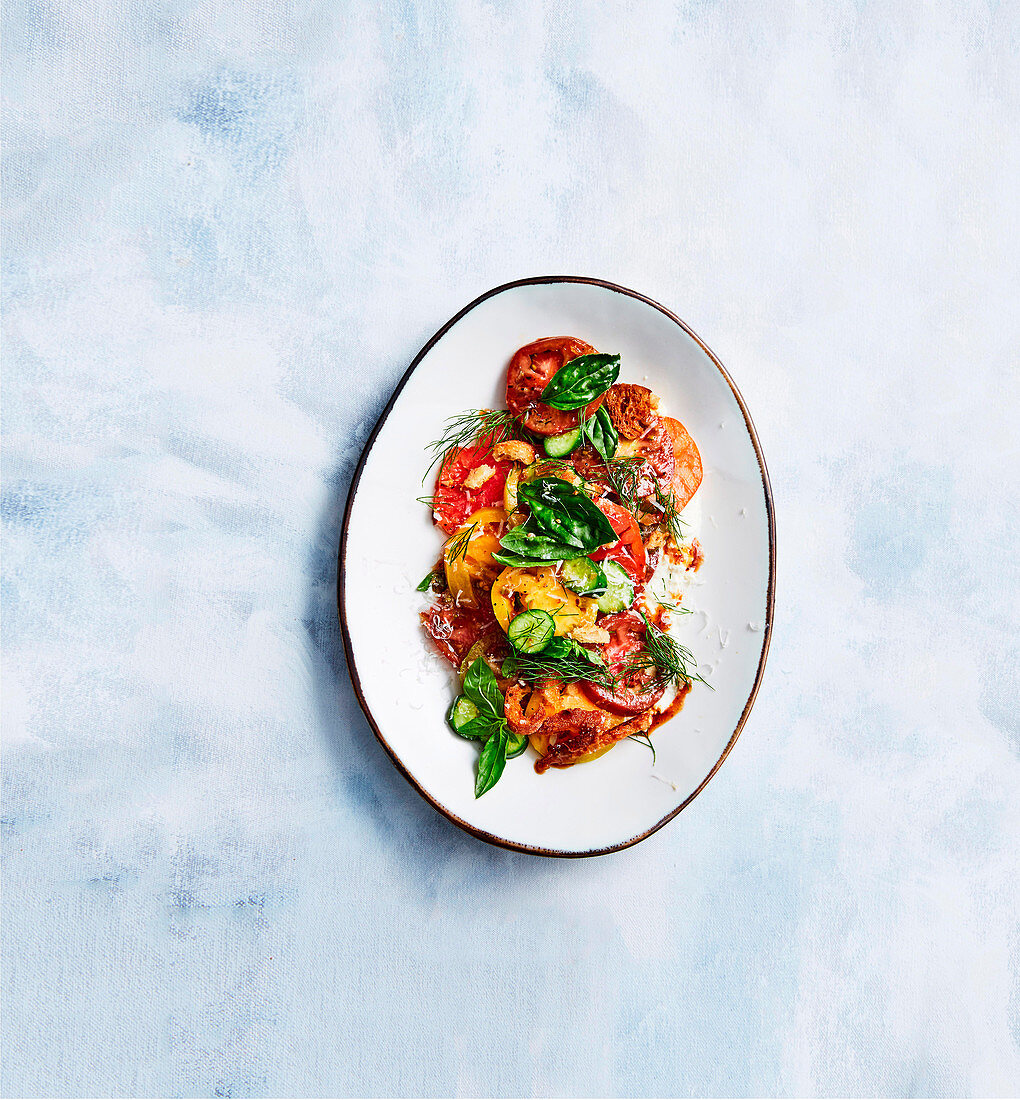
[417,337,706,797]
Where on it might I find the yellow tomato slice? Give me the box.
[444,508,507,607]
[490,566,598,636]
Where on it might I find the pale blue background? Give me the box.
[4,1,1019,1097]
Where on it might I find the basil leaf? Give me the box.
[543,636,605,666]
[540,354,621,410]
[584,406,618,464]
[475,725,509,797]
[498,526,580,562]
[518,478,617,551]
[458,713,504,742]
[492,550,560,569]
[416,569,438,592]
[462,657,504,718]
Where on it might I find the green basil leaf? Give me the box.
[491,550,559,569]
[518,478,617,551]
[543,636,605,666]
[498,526,580,562]
[540,354,621,410]
[584,406,619,464]
[415,569,438,592]
[458,713,504,742]
[475,725,509,797]
[462,657,504,718]
[454,716,488,741]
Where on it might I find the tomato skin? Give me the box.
[588,499,646,581]
[432,445,512,534]
[580,611,665,715]
[505,337,606,436]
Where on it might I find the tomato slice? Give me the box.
[588,499,646,581]
[432,444,512,534]
[572,422,675,504]
[662,416,703,509]
[505,337,607,436]
[420,597,506,668]
[580,611,665,715]
[624,422,676,488]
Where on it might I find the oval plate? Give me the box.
[338,277,775,856]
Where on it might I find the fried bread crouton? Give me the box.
[492,440,536,465]
[463,465,494,490]
[603,384,661,439]
[568,622,611,644]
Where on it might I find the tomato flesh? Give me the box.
[636,423,676,487]
[505,336,606,436]
[421,598,505,668]
[432,445,512,534]
[580,611,664,714]
[588,499,646,581]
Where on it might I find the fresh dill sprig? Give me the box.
[604,456,646,513]
[627,733,656,764]
[501,638,610,686]
[445,521,478,562]
[648,583,692,614]
[648,469,687,544]
[620,611,709,691]
[423,409,520,483]
[602,457,687,544]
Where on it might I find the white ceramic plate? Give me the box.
[339,277,774,856]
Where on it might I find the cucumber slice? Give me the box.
[447,695,480,737]
[596,560,635,613]
[507,609,556,653]
[505,732,529,758]
[543,427,582,458]
[560,556,608,597]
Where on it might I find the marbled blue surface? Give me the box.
[4,1,1019,1096]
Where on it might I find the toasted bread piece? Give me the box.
[603,384,661,440]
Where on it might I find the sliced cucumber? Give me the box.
[596,560,635,613]
[447,695,480,737]
[507,609,556,653]
[560,556,608,597]
[543,427,582,458]
[505,732,529,758]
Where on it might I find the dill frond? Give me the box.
[501,638,609,686]
[627,733,656,764]
[445,521,478,562]
[423,409,520,483]
[619,611,708,691]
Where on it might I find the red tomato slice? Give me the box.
[571,423,675,503]
[432,445,511,534]
[632,422,676,488]
[420,598,505,668]
[662,416,703,509]
[580,611,665,715]
[588,499,646,581]
[505,336,607,436]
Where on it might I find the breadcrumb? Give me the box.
[463,465,494,489]
[492,440,536,465]
[568,623,611,644]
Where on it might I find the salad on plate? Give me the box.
[417,336,706,797]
